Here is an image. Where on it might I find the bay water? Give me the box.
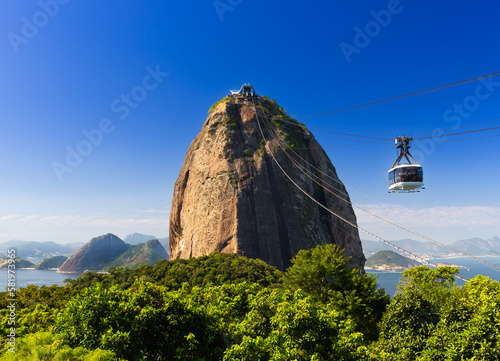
[368,256,500,297]
[0,269,82,290]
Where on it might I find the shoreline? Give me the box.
[365,255,500,272]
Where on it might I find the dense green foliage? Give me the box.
[375,266,500,360]
[285,245,390,341]
[35,256,68,270]
[3,246,500,360]
[69,251,283,291]
[0,332,120,360]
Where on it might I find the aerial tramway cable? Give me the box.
[259,111,500,145]
[295,70,500,120]
[237,68,500,278]
[411,118,500,136]
[251,98,471,282]
[413,123,500,140]
[256,104,500,274]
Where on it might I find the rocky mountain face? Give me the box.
[59,233,128,272]
[58,234,169,272]
[169,96,365,270]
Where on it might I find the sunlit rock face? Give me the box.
[169,97,365,271]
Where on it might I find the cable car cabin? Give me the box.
[388,136,424,193]
[388,164,424,193]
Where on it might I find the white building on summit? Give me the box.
[229,84,257,97]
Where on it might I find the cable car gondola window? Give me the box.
[388,169,395,186]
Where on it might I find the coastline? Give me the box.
[366,255,500,272]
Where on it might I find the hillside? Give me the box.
[366,251,421,270]
[59,234,169,273]
[123,233,169,258]
[36,256,68,270]
[105,239,169,269]
[0,257,35,269]
[59,234,128,273]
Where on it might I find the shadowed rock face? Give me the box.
[169,97,365,270]
[59,235,169,272]
[59,233,128,272]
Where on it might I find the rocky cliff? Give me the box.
[169,96,365,270]
[58,234,169,272]
[59,233,128,272]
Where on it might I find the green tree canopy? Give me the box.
[284,244,390,341]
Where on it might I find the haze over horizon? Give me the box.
[1,1,499,245]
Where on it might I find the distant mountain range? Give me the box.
[362,236,500,258]
[0,240,81,263]
[0,233,169,264]
[59,233,169,273]
[123,232,169,252]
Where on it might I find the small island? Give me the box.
[365,250,421,271]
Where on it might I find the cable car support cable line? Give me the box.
[413,123,500,141]
[258,111,500,145]
[256,106,500,274]
[411,118,500,136]
[251,99,472,282]
[295,70,500,120]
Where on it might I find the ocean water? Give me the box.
[0,269,82,290]
[368,256,500,297]
[2,257,500,296]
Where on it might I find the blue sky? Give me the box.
[0,0,499,244]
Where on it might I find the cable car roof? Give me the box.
[388,163,422,172]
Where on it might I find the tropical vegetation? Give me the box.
[1,244,499,360]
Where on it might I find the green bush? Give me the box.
[54,282,225,360]
[284,244,390,341]
[0,332,121,361]
[208,96,232,114]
